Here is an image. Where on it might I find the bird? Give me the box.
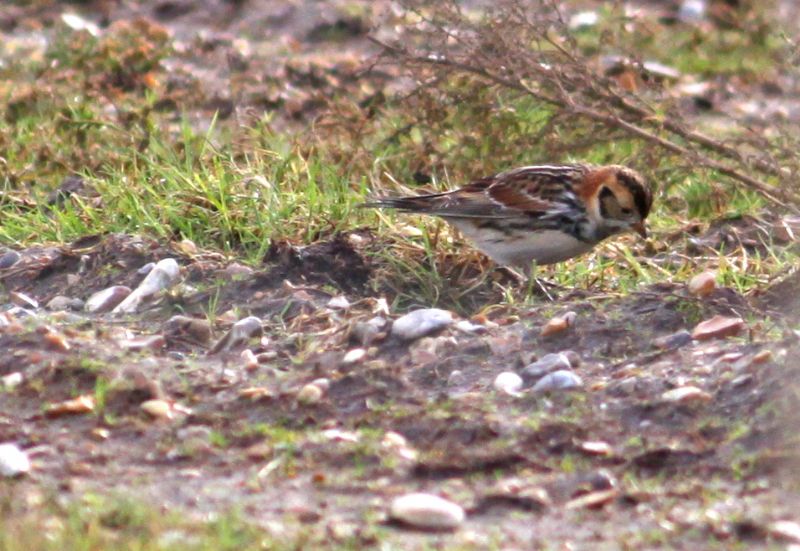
[362,164,653,274]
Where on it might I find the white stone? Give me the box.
[493,372,523,396]
[0,443,31,477]
[390,493,464,530]
[391,309,453,341]
[114,259,180,313]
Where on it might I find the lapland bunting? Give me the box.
[363,164,652,273]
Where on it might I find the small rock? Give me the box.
[654,330,693,350]
[327,296,350,310]
[162,315,212,345]
[769,520,800,543]
[454,320,486,334]
[0,250,21,269]
[342,348,366,365]
[241,349,259,370]
[43,331,70,352]
[140,399,173,420]
[447,370,466,387]
[569,10,598,29]
[239,387,274,400]
[391,308,453,341]
[45,395,95,417]
[531,370,583,392]
[691,315,746,341]
[0,443,31,477]
[661,386,712,403]
[521,352,573,383]
[679,0,706,23]
[119,335,166,352]
[91,428,110,440]
[579,441,613,456]
[297,383,324,405]
[565,488,619,510]
[113,258,180,313]
[493,372,523,396]
[540,311,576,337]
[351,317,388,346]
[688,271,717,297]
[85,286,132,313]
[751,349,772,365]
[176,238,197,255]
[1,372,23,390]
[223,263,253,279]
[46,295,84,311]
[208,316,263,354]
[321,429,359,443]
[389,493,464,530]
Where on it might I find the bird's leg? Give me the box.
[497,264,556,302]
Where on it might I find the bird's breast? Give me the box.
[449,220,595,267]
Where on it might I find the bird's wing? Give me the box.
[364,164,590,220]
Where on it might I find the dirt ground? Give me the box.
[2,1,800,549]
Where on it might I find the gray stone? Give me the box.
[531,370,583,392]
[391,309,453,341]
[0,251,21,269]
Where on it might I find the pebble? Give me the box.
[0,443,31,477]
[45,395,95,417]
[241,349,259,370]
[768,520,800,543]
[342,348,366,365]
[654,330,693,350]
[85,286,131,313]
[224,262,254,278]
[679,0,707,23]
[351,317,388,346]
[1,372,23,390]
[389,493,465,530]
[579,441,613,456]
[688,271,717,297]
[297,383,324,405]
[531,370,583,392]
[569,10,598,29]
[540,311,576,337]
[691,315,746,341]
[447,370,466,387]
[0,250,21,269]
[391,309,453,341]
[141,399,173,420]
[327,296,350,310]
[120,335,167,352]
[521,352,574,383]
[114,258,181,313]
[661,386,712,403]
[208,316,263,354]
[493,372,523,396]
[454,320,487,334]
[161,315,212,345]
[46,295,85,311]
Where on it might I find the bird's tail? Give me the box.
[359,192,451,213]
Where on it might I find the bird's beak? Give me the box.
[631,221,648,239]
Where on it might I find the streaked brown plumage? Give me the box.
[363,164,653,272]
